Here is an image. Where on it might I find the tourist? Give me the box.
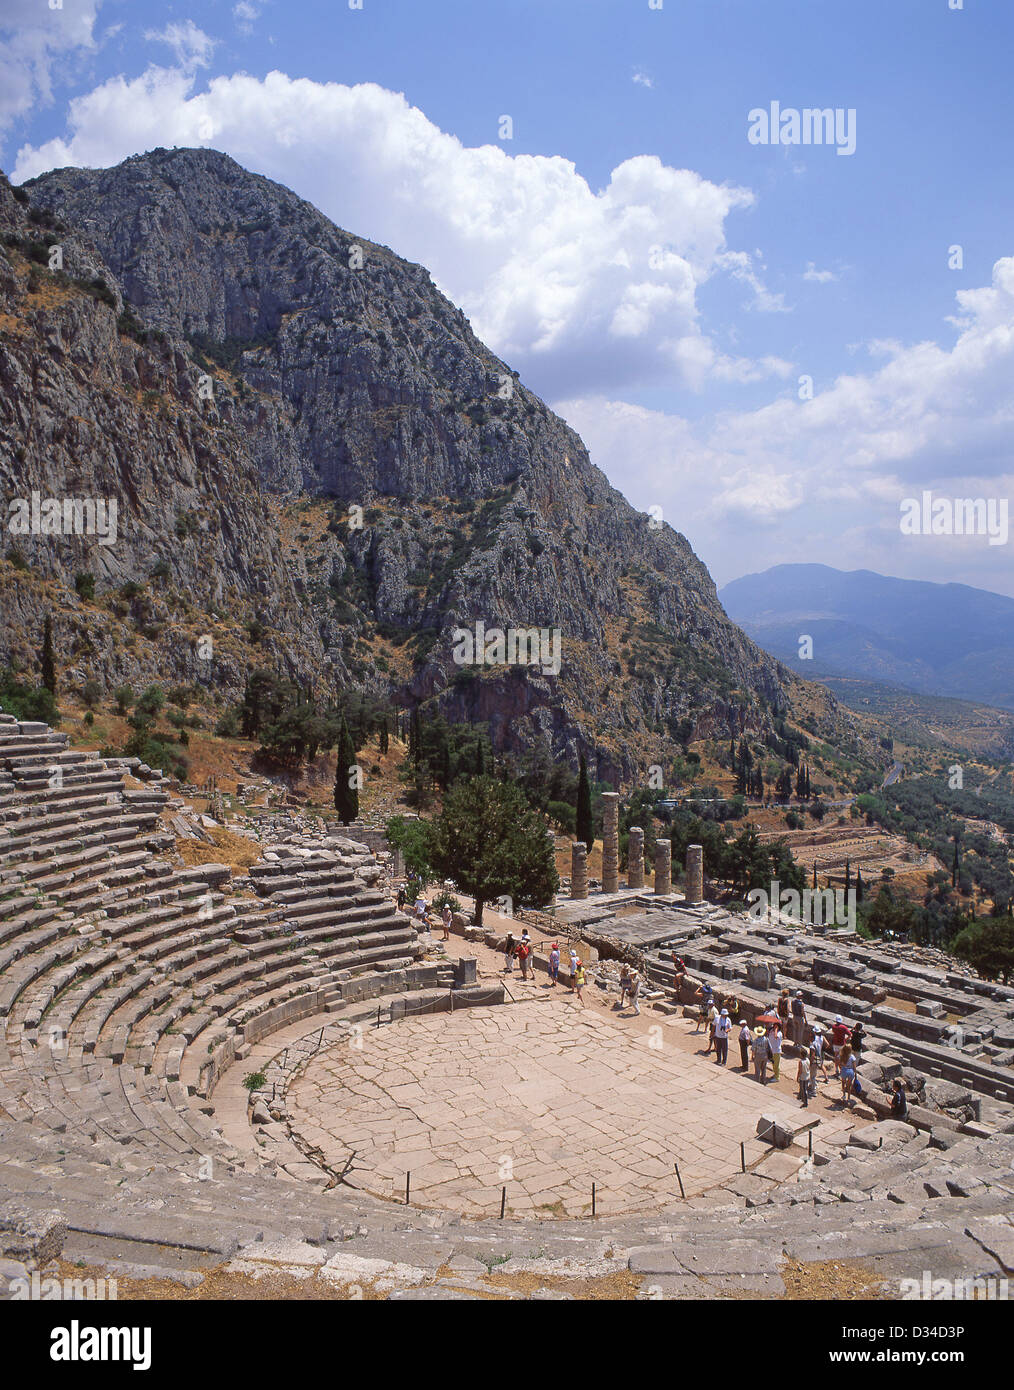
[791,992,806,1045]
[628,970,641,1016]
[440,902,452,941]
[618,964,631,1008]
[890,1078,908,1119]
[796,1049,811,1107]
[569,947,579,987]
[751,1027,770,1083]
[839,1044,856,1105]
[726,993,740,1021]
[703,997,718,1054]
[810,1024,829,1088]
[396,886,406,911]
[831,1015,852,1076]
[769,1023,782,1081]
[672,954,686,992]
[807,1046,819,1099]
[503,932,516,973]
[520,928,533,978]
[714,1007,731,1065]
[777,989,790,1038]
[574,959,586,1005]
[738,1020,752,1071]
[850,1020,867,1057]
[516,933,531,981]
[693,983,712,1033]
[548,942,560,987]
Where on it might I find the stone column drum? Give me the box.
[654,839,672,896]
[627,827,645,889]
[571,842,588,899]
[601,792,620,894]
[685,843,704,905]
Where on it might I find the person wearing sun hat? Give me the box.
[751,1025,771,1083]
[713,1007,732,1065]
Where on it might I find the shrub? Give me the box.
[74,572,95,601]
[215,708,240,737]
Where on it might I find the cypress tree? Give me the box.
[576,753,593,850]
[844,859,852,895]
[411,708,422,770]
[856,866,864,904]
[951,839,960,888]
[379,717,389,756]
[333,715,359,823]
[41,614,56,696]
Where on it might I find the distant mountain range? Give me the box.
[720,564,1014,712]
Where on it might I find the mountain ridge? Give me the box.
[1,149,877,781]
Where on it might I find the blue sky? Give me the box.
[3,0,1013,595]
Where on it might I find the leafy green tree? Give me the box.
[951,919,1014,983]
[0,666,57,723]
[386,815,436,883]
[431,776,559,925]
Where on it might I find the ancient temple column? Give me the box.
[654,839,672,896]
[627,827,645,889]
[571,842,588,899]
[601,792,620,893]
[685,843,704,905]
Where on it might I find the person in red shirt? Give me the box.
[830,1015,851,1076]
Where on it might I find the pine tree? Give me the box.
[333,715,359,823]
[40,614,56,696]
[576,753,594,850]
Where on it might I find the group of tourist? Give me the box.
[396,887,454,942]
[685,979,909,1114]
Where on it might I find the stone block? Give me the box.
[916,999,946,1018]
[846,1120,917,1151]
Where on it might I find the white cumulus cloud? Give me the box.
[0,0,101,133]
[12,66,784,399]
[558,259,1014,594]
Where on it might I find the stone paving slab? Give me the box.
[287,1004,808,1217]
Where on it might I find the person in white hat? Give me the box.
[713,1007,732,1065]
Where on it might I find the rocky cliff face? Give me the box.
[1,148,871,779]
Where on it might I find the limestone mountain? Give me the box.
[2,148,874,780]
